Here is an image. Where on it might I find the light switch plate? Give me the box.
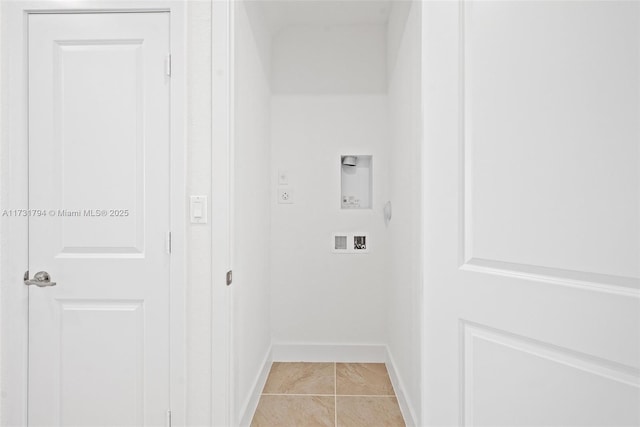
[278,170,289,185]
[190,195,208,223]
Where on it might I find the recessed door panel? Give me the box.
[55,40,145,256]
[59,300,144,426]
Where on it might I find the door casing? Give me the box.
[211,0,234,425]
[0,2,187,425]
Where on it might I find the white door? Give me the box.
[28,12,171,426]
[422,1,640,425]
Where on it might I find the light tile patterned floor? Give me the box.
[251,362,406,427]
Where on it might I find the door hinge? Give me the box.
[166,410,172,427]
[226,270,233,286]
[165,53,172,77]
[166,231,172,254]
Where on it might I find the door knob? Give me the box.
[24,271,57,287]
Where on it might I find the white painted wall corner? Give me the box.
[386,347,418,427]
[238,347,273,427]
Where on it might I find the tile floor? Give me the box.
[251,362,406,427]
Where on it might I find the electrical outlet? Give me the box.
[278,188,294,204]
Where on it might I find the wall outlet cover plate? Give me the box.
[278,188,294,204]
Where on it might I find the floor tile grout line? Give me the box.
[334,362,337,427]
[261,393,335,397]
[336,394,398,397]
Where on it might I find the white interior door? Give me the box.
[28,12,171,426]
[422,1,640,425]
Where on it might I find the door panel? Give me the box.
[464,0,639,284]
[55,39,145,255]
[463,322,640,426]
[422,1,640,425]
[28,12,170,426]
[58,300,144,425]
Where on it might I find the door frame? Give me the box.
[0,2,187,425]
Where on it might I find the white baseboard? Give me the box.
[271,343,387,362]
[385,348,418,427]
[239,347,273,427]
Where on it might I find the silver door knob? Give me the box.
[24,271,57,287]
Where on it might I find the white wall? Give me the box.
[0,5,30,422]
[272,24,387,94]
[233,1,273,423]
[0,3,4,422]
[244,1,273,79]
[269,20,390,349]
[386,1,422,424]
[186,2,213,424]
[270,95,390,347]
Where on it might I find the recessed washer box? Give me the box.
[331,232,370,254]
[341,155,372,210]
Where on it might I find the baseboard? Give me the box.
[239,347,273,427]
[271,343,387,362]
[385,347,418,427]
